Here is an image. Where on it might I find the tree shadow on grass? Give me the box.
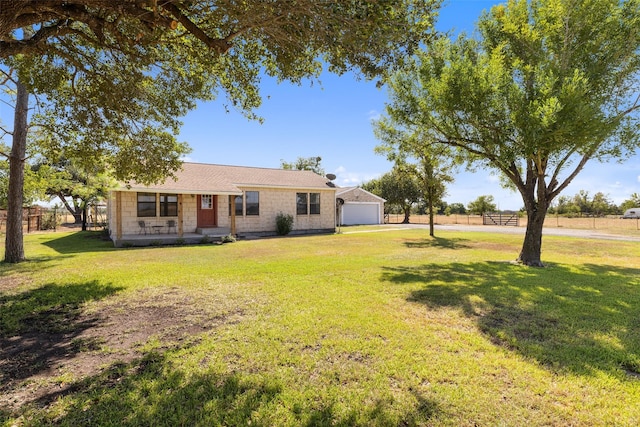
[0,281,123,386]
[15,346,442,426]
[404,236,471,250]
[382,261,640,378]
[42,231,115,254]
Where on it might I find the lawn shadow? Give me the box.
[0,280,123,387]
[33,351,285,425]
[382,261,640,378]
[301,392,441,426]
[15,345,442,426]
[42,231,114,254]
[404,236,471,250]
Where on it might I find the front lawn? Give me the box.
[1,230,639,426]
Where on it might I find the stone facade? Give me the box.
[109,186,335,238]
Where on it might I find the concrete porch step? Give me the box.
[196,227,231,236]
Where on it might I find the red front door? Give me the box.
[197,195,217,227]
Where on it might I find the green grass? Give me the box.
[1,230,639,426]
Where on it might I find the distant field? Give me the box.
[388,213,640,233]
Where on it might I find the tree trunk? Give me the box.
[56,192,83,224]
[427,187,435,237]
[402,206,411,224]
[428,205,435,237]
[518,207,546,267]
[4,81,28,263]
[81,205,87,231]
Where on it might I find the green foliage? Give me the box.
[374,119,461,234]
[32,157,115,224]
[552,190,618,216]
[275,212,294,236]
[199,235,213,244]
[620,193,640,211]
[0,144,50,209]
[363,165,421,223]
[280,156,325,176]
[467,195,498,215]
[221,234,236,244]
[39,209,61,230]
[380,0,640,264]
[447,202,467,215]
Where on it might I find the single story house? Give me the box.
[107,162,337,246]
[336,187,386,225]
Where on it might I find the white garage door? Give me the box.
[342,203,379,225]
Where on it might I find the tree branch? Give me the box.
[160,2,231,54]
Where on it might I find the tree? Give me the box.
[620,193,640,211]
[33,158,114,230]
[1,1,441,262]
[448,203,467,215]
[374,126,458,236]
[590,192,615,217]
[0,144,48,209]
[467,195,497,216]
[280,156,325,176]
[363,165,421,224]
[379,0,640,266]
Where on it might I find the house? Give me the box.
[107,162,337,247]
[336,187,386,225]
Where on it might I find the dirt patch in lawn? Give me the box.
[0,286,250,413]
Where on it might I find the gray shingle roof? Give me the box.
[122,162,335,195]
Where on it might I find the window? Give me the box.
[229,195,243,216]
[310,193,320,215]
[201,194,213,209]
[137,193,156,217]
[296,193,308,215]
[297,192,321,215]
[160,194,178,217]
[246,191,259,216]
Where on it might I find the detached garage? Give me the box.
[336,187,386,225]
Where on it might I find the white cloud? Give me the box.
[367,109,381,122]
[333,165,382,187]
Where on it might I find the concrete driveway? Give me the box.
[353,223,640,243]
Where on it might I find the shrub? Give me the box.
[221,234,236,244]
[199,235,213,244]
[276,212,294,235]
[40,210,62,230]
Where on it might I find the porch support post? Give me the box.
[230,195,237,236]
[116,192,122,240]
[178,194,184,237]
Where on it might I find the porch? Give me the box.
[112,227,232,247]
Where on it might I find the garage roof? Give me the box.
[336,187,386,202]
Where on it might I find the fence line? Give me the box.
[386,213,640,231]
[0,204,107,233]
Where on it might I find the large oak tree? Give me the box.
[1,0,440,262]
[379,0,640,266]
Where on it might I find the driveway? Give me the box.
[355,223,640,243]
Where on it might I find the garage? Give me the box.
[336,187,386,225]
[341,202,380,225]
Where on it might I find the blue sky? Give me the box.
[177,0,640,210]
